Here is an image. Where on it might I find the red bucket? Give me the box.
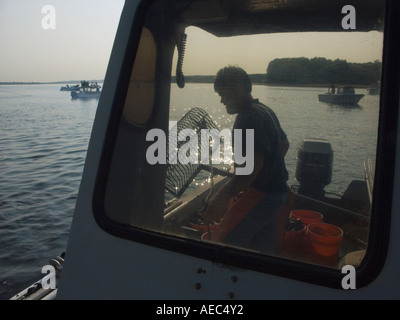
[282,228,306,256]
[307,223,343,257]
[281,219,306,256]
[289,209,323,226]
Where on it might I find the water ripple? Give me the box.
[0,84,97,299]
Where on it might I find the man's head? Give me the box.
[214,66,252,114]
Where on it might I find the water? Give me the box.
[0,83,379,299]
[0,84,98,299]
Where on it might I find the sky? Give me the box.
[0,0,124,82]
[181,27,384,76]
[0,0,384,82]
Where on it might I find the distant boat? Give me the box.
[71,81,101,100]
[60,84,80,91]
[318,86,364,105]
[367,87,380,95]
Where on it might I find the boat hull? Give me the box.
[367,87,380,95]
[71,91,101,99]
[318,93,364,105]
[60,86,80,91]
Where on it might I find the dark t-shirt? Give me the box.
[233,99,288,192]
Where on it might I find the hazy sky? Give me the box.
[0,0,124,82]
[0,0,384,82]
[180,27,383,76]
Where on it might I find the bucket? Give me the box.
[289,209,323,226]
[281,219,306,256]
[307,223,343,257]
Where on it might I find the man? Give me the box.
[203,66,289,254]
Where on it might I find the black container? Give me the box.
[295,139,333,199]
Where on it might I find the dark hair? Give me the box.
[214,66,252,94]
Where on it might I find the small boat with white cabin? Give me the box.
[60,84,80,91]
[70,81,101,100]
[318,86,364,105]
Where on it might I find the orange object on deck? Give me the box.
[203,187,265,242]
[307,222,343,257]
[289,209,323,226]
[203,186,295,252]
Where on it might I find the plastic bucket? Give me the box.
[307,223,343,257]
[281,219,306,256]
[289,209,323,226]
[282,228,306,256]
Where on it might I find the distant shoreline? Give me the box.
[1,78,374,88]
[170,76,373,88]
[0,80,103,85]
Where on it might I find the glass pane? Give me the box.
[165,26,383,268]
[103,0,384,270]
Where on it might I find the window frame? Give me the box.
[92,0,399,289]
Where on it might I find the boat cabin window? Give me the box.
[95,0,393,289]
[123,27,156,125]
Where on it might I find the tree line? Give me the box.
[171,74,267,85]
[265,57,381,86]
[171,57,381,86]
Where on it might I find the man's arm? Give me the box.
[281,137,289,157]
[203,150,264,223]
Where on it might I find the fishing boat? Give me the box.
[60,84,80,91]
[9,0,400,301]
[367,87,381,95]
[318,86,365,105]
[70,81,101,100]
